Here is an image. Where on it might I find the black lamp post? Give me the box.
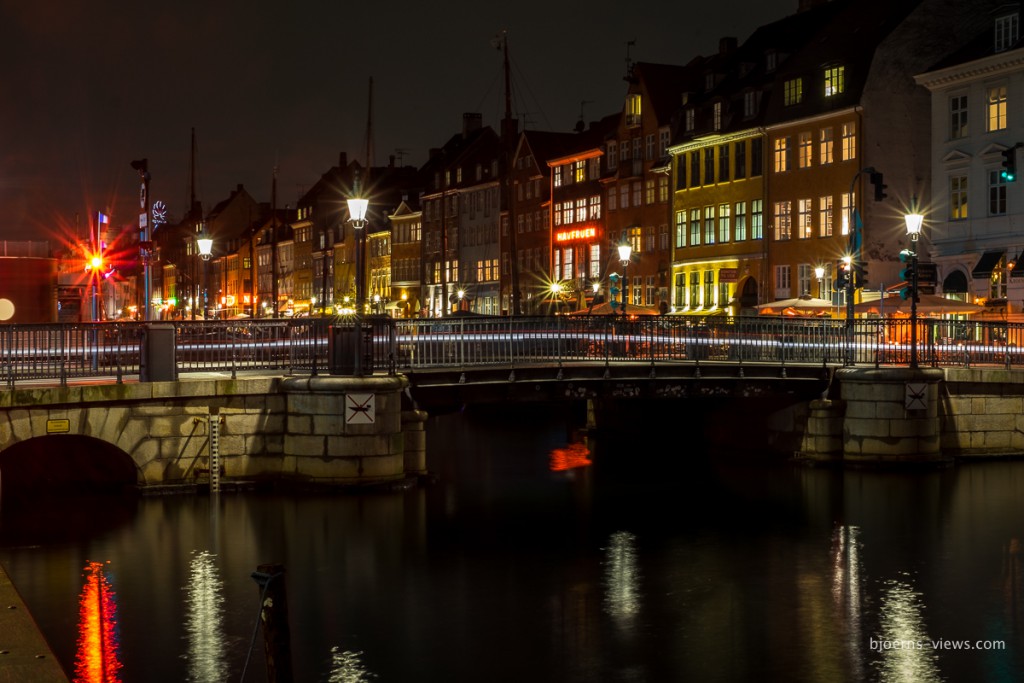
[347,196,369,376]
[197,231,213,320]
[904,207,924,369]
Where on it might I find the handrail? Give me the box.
[0,315,1020,387]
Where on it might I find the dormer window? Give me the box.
[766,50,777,73]
[625,94,642,128]
[744,91,758,118]
[784,78,803,106]
[713,102,722,131]
[824,65,845,97]
[705,73,715,90]
[996,12,1019,52]
[685,108,695,132]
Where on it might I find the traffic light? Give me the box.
[853,259,869,288]
[1001,147,1018,182]
[869,171,888,201]
[899,248,917,301]
[85,252,104,272]
[834,259,850,290]
[609,273,621,308]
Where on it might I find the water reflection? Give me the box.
[549,441,592,472]
[74,560,122,683]
[326,646,376,682]
[874,574,942,683]
[183,550,227,683]
[831,524,865,680]
[603,530,641,625]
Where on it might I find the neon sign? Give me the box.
[555,227,596,242]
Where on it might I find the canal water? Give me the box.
[1,402,1023,682]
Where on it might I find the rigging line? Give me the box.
[509,59,552,130]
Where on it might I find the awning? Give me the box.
[972,250,1004,279]
[943,270,969,292]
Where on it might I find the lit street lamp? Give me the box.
[618,242,632,320]
[197,230,213,320]
[903,205,924,369]
[814,265,826,300]
[347,195,369,376]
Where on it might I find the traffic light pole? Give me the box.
[910,247,919,369]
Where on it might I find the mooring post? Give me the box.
[252,564,293,683]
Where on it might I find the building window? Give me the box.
[589,195,601,220]
[751,199,763,240]
[589,244,601,279]
[675,210,686,248]
[798,264,813,297]
[989,170,1007,215]
[690,152,701,188]
[608,188,617,211]
[704,148,715,183]
[773,136,789,173]
[632,181,642,207]
[819,195,833,237]
[658,128,670,157]
[735,141,747,179]
[718,203,731,243]
[735,201,747,241]
[689,208,701,246]
[950,175,968,220]
[744,91,758,117]
[713,102,722,131]
[620,185,629,209]
[704,205,716,244]
[798,199,813,239]
[574,160,586,183]
[798,132,812,168]
[996,12,1020,52]
[991,255,1009,299]
[607,141,618,170]
[819,127,834,165]
[988,85,1008,131]
[751,138,763,177]
[657,176,669,203]
[774,265,791,298]
[773,201,792,241]
[685,108,695,132]
[645,179,656,205]
[841,122,856,161]
[824,65,845,97]
[689,271,700,308]
[645,134,655,160]
[718,144,730,182]
[950,94,968,139]
[626,94,642,127]
[784,78,803,106]
[841,192,854,235]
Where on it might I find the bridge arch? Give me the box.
[0,435,139,499]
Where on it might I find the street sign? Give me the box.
[905,383,927,411]
[917,262,937,285]
[345,393,375,424]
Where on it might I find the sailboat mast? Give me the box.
[271,167,279,316]
[502,32,520,316]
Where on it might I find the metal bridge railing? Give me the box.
[2,315,1022,387]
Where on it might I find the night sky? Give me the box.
[2,0,797,243]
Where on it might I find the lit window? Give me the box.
[798,199,813,239]
[626,94,642,127]
[773,137,789,173]
[824,66,845,97]
[773,201,792,241]
[798,132,812,168]
[819,195,833,237]
[987,85,1007,132]
[784,78,803,106]
[950,175,967,220]
[841,122,856,161]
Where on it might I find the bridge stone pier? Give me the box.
[0,374,426,490]
[799,367,1024,465]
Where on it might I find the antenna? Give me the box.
[394,148,410,166]
[624,39,636,78]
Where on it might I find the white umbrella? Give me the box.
[755,294,836,315]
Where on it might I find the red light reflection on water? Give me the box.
[549,442,592,471]
[74,561,122,683]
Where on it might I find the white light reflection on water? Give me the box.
[874,574,942,683]
[326,646,376,682]
[182,550,228,683]
[831,524,865,679]
[603,530,641,626]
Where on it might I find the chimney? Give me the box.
[389,154,396,168]
[339,152,348,168]
[719,37,737,55]
[462,112,482,138]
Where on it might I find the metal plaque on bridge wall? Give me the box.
[345,393,375,424]
[905,383,927,411]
